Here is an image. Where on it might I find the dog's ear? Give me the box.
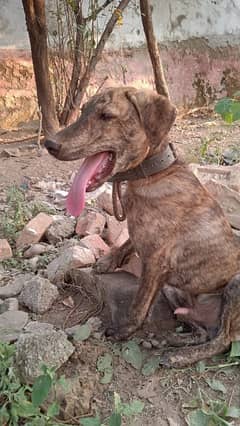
[126,89,177,149]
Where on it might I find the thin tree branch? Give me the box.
[65,0,131,124]
[86,0,114,22]
[140,0,170,99]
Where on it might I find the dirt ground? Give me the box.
[1,111,240,425]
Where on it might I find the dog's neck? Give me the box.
[110,143,176,183]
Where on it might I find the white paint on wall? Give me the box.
[0,0,240,50]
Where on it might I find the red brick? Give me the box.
[0,239,12,260]
[16,213,53,249]
[81,234,110,259]
[76,209,106,236]
[96,188,114,215]
[105,215,129,247]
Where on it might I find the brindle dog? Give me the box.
[45,87,240,364]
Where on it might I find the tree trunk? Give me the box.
[22,0,59,137]
[64,0,131,125]
[140,0,170,99]
[59,1,85,125]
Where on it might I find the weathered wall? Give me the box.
[1,0,240,49]
[0,0,240,128]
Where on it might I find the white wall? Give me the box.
[1,0,240,50]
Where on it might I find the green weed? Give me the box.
[0,341,67,426]
[0,185,55,245]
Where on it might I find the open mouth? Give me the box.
[66,151,115,217]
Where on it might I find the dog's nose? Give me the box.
[44,139,61,156]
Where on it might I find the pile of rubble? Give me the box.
[1,162,240,385]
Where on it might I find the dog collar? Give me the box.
[109,144,176,183]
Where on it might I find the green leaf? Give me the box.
[32,374,52,407]
[109,412,121,426]
[97,353,113,384]
[0,406,10,423]
[230,340,240,357]
[142,356,160,376]
[205,378,227,394]
[231,102,240,121]
[223,112,233,124]
[73,324,91,341]
[13,400,39,417]
[120,400,144,416]
[225,406,240,418]
[121,341,143,370]
[186,409,215,426]
[80,417,101,426]
[196,360,206,373]
[215,98,232,114]
[47,401,60,417]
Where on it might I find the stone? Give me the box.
[189,163,240,192]
[66,316,102,337]
[96,187,114,215]
[0,311,28,343]
[15,322,74,382]
[46,373,96,419]
[204,179,240,228]
[228,214,240,230]
[222,148,240,166]
[204,179,240,213]
[19,276,59,314]
[76,209,106,237]
[47,246,95,284]
[16,213,53,249]
[0,273,33,299]
[80,234,110,259]
[141,340,152,349]
[23,243,50,258]
[0,297,19,314]
[45,215,75,244]
[0,239,12,260]
[105,215,129,247]
[150,338,161,348]
[27,256,40,272]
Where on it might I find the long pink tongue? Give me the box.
[66,152,109,217]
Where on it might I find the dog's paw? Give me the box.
[94,254,118,274]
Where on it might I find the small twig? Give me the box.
[0,134,42,145]
[228,387,234,407]
[95,76,109,94]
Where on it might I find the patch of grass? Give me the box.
[0,341,145,426]
[0,341,67,426]
[185,342,240,425]
[198,137,222,165]
[0,185,55,245]
[80,392,144,426]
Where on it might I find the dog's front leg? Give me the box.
[106,253,167,340]
[94,238,134,273]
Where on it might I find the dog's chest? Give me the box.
[123,187,172,252]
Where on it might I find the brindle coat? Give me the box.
[45,87,240,363]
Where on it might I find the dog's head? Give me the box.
[45,87,176,216]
